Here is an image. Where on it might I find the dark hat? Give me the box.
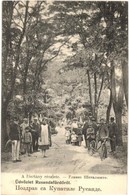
[14,117,19,121]
[73,118,77,121]
[25,126,30,130]
[42,117,48,121]
[65,125,70,129]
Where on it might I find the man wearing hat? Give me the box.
[9,117,21,162]
[31,118,40,152]
[82,117,89,148]
[97,118,109,142]
[108,117,117,153]
[91,117,98,139]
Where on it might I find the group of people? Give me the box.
[65,116,117,155]
[9,114,117,163]
[9,117,52,163]
[65,118,83,146]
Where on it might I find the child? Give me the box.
[71,131,78,146]
[77,123,83,146]
[65,127,71,144]
[23,126,32,156]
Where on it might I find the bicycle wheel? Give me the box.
[103,144,107,158]
[100,143,107,160]
[88,140,95,156]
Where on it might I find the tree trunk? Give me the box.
[97,73,105,105]
[111,66,123,146]
[43,92,47,104]
[94,72,97,106]
[115,78,124,146]
[2,1,14,69]
[1,102,9,151]
[120,3,128,108]
[106,89,112,123]
[122,61,128,107]
[94,72,98,120]
[1,2,29,149]
[114,106,123,146]
[23,46,32,117]
[87,70,94,115]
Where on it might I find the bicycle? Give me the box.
[97,138,108,161]
[87,135,96,156]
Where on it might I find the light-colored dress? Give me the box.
[65,130,71,141]
[71,134,78,143]
[38,124,50,150]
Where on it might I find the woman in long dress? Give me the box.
[38,118,51,158]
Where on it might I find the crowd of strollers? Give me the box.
[8,115,117,163]
[64,116,118,155]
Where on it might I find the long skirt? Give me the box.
[39,145,49,150]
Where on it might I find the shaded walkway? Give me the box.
[1,126,127,174]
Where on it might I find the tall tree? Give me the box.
[2,1,29,147]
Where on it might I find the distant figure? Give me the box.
[71,131,78,146]
[9,117,21,163]
[71,118,77,132]
[77,123,83,146]
[65,126,71,144]
[38,118,51,158]
[23,126,32,156]
[108,117,117,153]
[71,118,78,130]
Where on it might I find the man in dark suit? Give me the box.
[30,118,40,152]
[91,117,98,138]
[9,117,22,162]
[108,117,117,153]
[82,117,89,148]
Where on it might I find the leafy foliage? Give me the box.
[2,1,128,148]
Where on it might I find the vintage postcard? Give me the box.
[1,1,128,195]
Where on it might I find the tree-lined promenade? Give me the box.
[2,126,127,174]
[2,1,128,151]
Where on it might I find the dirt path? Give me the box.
[1,127,126,174]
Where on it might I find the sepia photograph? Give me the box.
[1,1,128,194]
